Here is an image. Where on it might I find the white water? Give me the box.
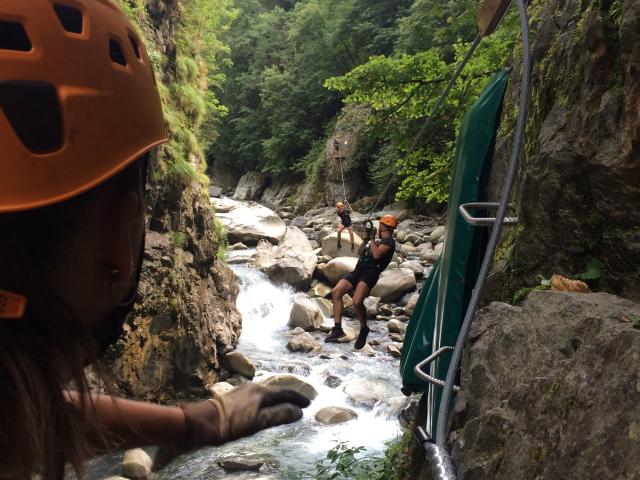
[80,261,405,479]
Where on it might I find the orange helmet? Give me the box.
[336,202,344,209]
[0,0,167,213]
[380,215,398,229]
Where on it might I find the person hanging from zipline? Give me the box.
[335,201,355,251]
[333,138,340,158]
[325,215,398,349]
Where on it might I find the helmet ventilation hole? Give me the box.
[129,34,141,60]
[0,81,63,153]
[109,38,127,66]
[0,21,32,51]
[53,4,84,34]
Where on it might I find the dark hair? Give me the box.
[0,158,147,479]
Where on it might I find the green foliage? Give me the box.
[213,218,229,260]
[310,440,404,480]
[172,231,187,248]
[325,12,518,202]
[576,258,603,281]
[118,0,235,186]
[211,0,412,179]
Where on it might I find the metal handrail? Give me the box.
[414,346,461,393]
[459,202,518,226]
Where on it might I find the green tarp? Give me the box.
[400,70,510,437]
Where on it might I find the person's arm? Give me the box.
[369,240,392,261]
[65,384,310,459]
[65,391,185,452]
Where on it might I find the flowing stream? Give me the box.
[80,257,405,479]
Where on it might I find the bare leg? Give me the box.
[351,281,371,328]
[348,226,355,249]
[337,224,344,245]
[331,279,353,326]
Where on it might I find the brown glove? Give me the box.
[154,384,310,470]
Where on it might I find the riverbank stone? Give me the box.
[344,379,383,408]
[258,374,318,401]
[387,344,402,358]
[208,381,234,397]
[387,319,407,334]
[315,406,358,425]
[122,449,152,479]
[288,298,324,331]
[215,200,286,244]
[224,351,256,379]
[371,268,417,301]
[364,296,381,318]
[322,257,358,285]
[309,282,332,298]
[321,232,363,259]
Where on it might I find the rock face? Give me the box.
[108,199,242,401]
[450,291,640,480]
[323,257,359,285]
[315,406,358,425]
[232,171,267,200]
[486,0,640,302]
[371,268,417,301]
[258,374,318,401]
[122,449,152,480]
[215,199,286,245]
[264,227,317,289]
[289,297,325,331]
[321,232,364,259]
[107,1,242,403]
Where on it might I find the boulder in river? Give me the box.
[315,406,358,425]
[218,458,264,473]
[258,374,318,401]
[404,292,420,316]
[387,319,407,334]
[371,268,417,301]
[343,379,383,408]
[215,200,286,245]
[208,381,234,397]
[311,297,333,318]
[400,260,424,277]
[387,344,402,358]
[264,226,317,289]
[309,282,332,298]
[324,373,342,388]
[364,296,381,318]
[224,351,256,379]
[427,225,446,243]
[232,171,267,200]
[122,449,152,479]
[321,232,364,259]
[322,257,359,285]
[288,297,324,331]
[287,332,322,353]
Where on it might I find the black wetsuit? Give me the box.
[338,209,352,228]
[343,236,396,289]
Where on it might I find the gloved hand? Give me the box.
[154,384,310,470]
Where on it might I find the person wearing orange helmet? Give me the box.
[325,215,398,349]
[336,201,355,251]
[0,2,308,478]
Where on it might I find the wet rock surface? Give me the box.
[450,291,640,480]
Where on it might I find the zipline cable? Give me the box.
[337,150,348,204]
[427,0,532,476]
[364,33,483,222]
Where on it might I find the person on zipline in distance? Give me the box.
[325,215,398,349]
[335,201,355,251]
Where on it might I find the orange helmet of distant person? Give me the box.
[379,215,398,229]
[336,202,344,209]
[0,0,168,213]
